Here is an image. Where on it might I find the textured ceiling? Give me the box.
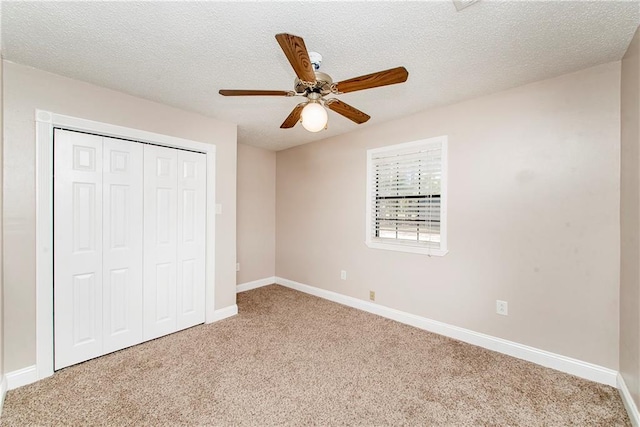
[2,1,639,151]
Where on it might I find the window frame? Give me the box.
[365,136,448,256]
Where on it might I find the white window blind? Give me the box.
[366,137,448,256]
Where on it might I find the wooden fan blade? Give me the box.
[219,90,293,96]
[280,103,307,129]
[275,33,316,83]
[325,99,370,124]
[334,67,408,94]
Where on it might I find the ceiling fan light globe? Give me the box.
[301,102,328,132]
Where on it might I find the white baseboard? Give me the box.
[6,365,38,390]
[0,375,7,414]
[275,277,617,387]
[207,304,238,323]
[618,373,640,426]
[237,276,276,293]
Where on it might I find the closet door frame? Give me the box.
[35,110,218,381]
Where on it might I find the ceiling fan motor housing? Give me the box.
[295,71,334,95]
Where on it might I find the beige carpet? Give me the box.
[1,285,630,426]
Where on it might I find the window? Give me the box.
[366,136,448,256]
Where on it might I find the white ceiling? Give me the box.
[2,1,639,151]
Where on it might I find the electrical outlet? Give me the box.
[496,300,508,316]
[236,263,240,272]
[369,291,375,301]
[340,270,347,280]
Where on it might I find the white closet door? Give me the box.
[176,151,206,330]
[54,131,207,369]
[102,138,144,353]
[143,145,178,340]
[54,129,104,370]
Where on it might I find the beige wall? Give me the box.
[276,62,621,368]
[2,61,237,372]
[236,143,276,284]
[621,26,640,408]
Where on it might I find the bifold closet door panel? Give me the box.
[143,144,178,341]
[176,151,206,331]
[54,129,104,370]
[102,137,144,354]
[54,130,207,369]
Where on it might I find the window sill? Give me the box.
[365,240,448,256]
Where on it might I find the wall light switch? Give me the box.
[215,204,222,215]
[340,270,347,280]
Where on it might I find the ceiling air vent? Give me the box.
[453,0,480,12]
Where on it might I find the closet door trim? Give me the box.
[35,110,218,381]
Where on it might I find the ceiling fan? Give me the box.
[219,33,409,132]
